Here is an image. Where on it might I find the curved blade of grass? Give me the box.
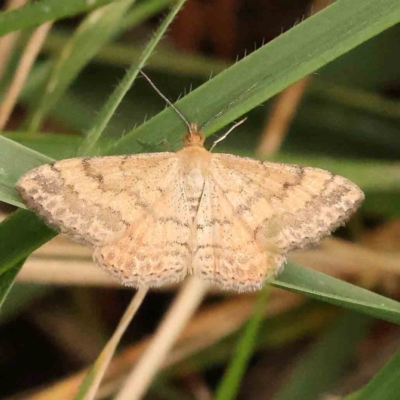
[27,0,137,133]
[0,0,117,37]
[75,288,148,400]
[272,312,371,400]
[0,209,56,274]
[274,264,400,325]
[0,135,53,207]
[106,0,400,154]
[77,0,189,156]
[344,351,400,400]
[215,285,270,400]
[0,259,26,310]
[0,209,54,315]
[0,283,51,322]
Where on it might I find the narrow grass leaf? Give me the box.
[0,135,53,207]
[273,312,371,400]
[0,0,117,37]
[77,0,189,156]
[274,264,400,325]
[0,283,51,322]
[0,259,26,311]
[345,351,400,400]
[0,210,56,276]
[27,0,137,133]
[215,285,270,400]
[108,0,400,154]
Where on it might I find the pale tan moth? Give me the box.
[16,73,364,292]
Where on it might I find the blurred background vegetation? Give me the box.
[1,0,400,399]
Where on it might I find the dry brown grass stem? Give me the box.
[0,0,28,81]
[0,21,53,130]
[256,77,310,157]
[256,0,332,158]
[83,287,148,400]
[17,256,117,287]
[115,276,208,400]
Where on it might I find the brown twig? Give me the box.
[115,276,208,400]
[0,0,28,82]
[82,288,148,400]
[256,77,311,157]
[256,0,332,157]
[0,21,53,130]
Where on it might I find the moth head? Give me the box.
[183,123,205,147]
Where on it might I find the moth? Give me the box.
[16,73,364,292]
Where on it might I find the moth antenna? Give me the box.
[200,82,257,130]
[209,118,247,152]
[140,70,193,133]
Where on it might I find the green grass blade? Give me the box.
[0,210,55,316]
[0,0,117,37]
[0,283,51,322]
[215,285,270,400]
[0,136,53,207]
[344,351,400,400]
[274,264,400,325]
[273,312,371,400]
[0,259,26,311]
[0,210,56,276]
[106,0,400,154]
[77,0,189,156]
[27,0,137,133]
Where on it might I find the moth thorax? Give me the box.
[186,167,205,190]
[183,167,205,220]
